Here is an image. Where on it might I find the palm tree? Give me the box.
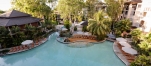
[87,10,111,40]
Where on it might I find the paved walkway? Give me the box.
[113,42,130,66]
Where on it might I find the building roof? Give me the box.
[0,17,41,26]
[81,21,88,26]
[0,10,42,26]
[0,10,30,18]
[125,0,142,4]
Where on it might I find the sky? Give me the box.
[0,0,12,11]
[0,0,105,11]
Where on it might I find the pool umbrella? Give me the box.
[122,47,138,55]
[21,40,33,49]
[21,40,33,45]
[116,38,127,42]
[119,41,131,47]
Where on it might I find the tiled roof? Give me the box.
[0,17,41,26]
[0,10,30,18]
[0,10,42,26]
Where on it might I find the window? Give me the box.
[133,11,135,15]
[137,5,141,8]
[143,12,147,17]
[139,20,144,27]
[125,11,128,14]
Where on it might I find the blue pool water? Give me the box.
[1,33,125,66]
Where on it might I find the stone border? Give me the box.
[56,37,107,44]
[6,38,48,55]
[113,42,129,66]
[56,37,72,44]
[57,37,129,66]
[106,38,116,42]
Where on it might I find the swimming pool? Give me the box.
[1,33,125,66]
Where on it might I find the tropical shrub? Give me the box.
[45,20,53,30]
[24,24,36,39]
[11,26,20,34]
[130,29,142,44]
[82,26,88,32]
[64,20,70,31]
[0,26,11,47]
[11,26,25,46]
[130,55,151,66]
[114,19,131,37]
[0,27,9,36]
[74,26,77,31]
[144,33,151,43]
[87,10,111,40]
[137,33,151,55]
[138,40,151,55]
[51,20,58,25]
[0,22,55,49]
[77,15,83,22]
[0,49,10,54]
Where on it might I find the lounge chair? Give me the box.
[31,43,35,48]
[23,45,28,50]
[12,47,17,52]
[18,46,22,51]
[9,47,14,52]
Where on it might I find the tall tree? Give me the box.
[105,0,124,22]
[11,0,53,18]
[0,10,4,14]
[105,0,124,31]
[85,0,98,19]
[56,0,85,22]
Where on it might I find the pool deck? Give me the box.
[113,41,130,66]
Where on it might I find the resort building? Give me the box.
[121,0,142,21]
[122,0,151,32]
[0,10,42,29]
[133,0,151,32]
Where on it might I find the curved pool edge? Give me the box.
[113,41,129,66]
[1,32,55,57]
[1,33,126,66]
[56,37,129,65]
[6,38,48,55]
